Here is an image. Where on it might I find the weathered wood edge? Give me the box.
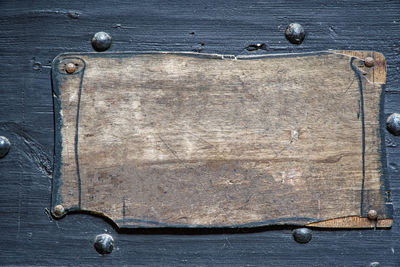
[306,216,392,228]
[51,56,86,215]
[335,51,393,224]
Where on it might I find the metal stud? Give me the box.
[94,233,114,254]
[285,23,305,45]
[368,209,378,220]
[292,228,312,243]
[91,32,112,52]
[0,136,10,158]
[386,113,400,136]
[53,204,65,217]
[364,57,375,68]
[65,62,76,74]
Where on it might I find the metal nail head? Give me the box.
[364,57,375,68]
[368,209,378,220]
[94,233,114,254]
[0,136,11,158]
[285,23,305,45]
[386,113,400,136]
[53,204,65,217]
[292,228,312,243]
[91,32,112,52]
[65,62,76,74]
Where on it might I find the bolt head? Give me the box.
[292,228,312,243]
[94,233,114,254]
[285,23,305,45]
[53,204,65,217]
[368,209,378,220]
[91,32,112,52]
[386,113,400,136]
[364,57,375,68]
[0,136,11,158]
[65,62,76,74]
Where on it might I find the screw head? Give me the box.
[0,136,11,158]
[94,233,114,254]
[91,32,112,52]
[285,23,305,45]
[368,209,378,220]
[65,62,76,74]
[53,204,65,217]
[364,57,375,68]
[292,228,312,243]
[386,113,400,136]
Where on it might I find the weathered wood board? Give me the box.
[51,51,392,228]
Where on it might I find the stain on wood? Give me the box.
[51,51,392,228]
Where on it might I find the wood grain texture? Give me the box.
[1,0,400,266]
[52,52,390,228]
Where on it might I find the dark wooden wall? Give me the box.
[1,0,399,265]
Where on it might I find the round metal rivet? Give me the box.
[364,57,375,68]
[285,23,305,45]
[369,262,380,267]
[292,228,312,243]
[368,209,378,220]
[91,32,112,52]
[53,204,65,217]
[94,233,114,254]
[0,136,11,158]
[65,62,76,74]
[386,113,400,136]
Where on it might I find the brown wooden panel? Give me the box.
[51,51,392,228]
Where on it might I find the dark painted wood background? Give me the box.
[1,1,399,266]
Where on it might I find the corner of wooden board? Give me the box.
[332,50,386,84]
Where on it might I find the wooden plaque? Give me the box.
[51,51,392,228]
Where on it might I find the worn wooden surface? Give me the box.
[52,52,390,228]
[306,216,392,228]
[1,0,400,266]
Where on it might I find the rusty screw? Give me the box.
[368,209,378,220]
[53,204,65,217]
[364,57,375,68]
[65,62,76,74]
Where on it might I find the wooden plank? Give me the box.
[51,51,391,228]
